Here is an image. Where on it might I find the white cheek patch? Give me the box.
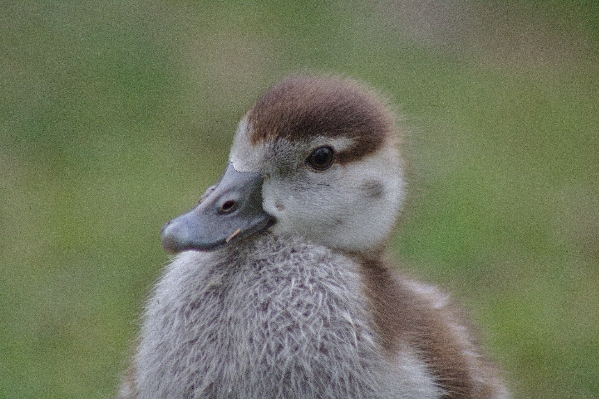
[326,145,404,250]
[265,143,404,252]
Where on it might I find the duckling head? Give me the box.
[161,76,404,254]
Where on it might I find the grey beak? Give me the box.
[161,163,274,253]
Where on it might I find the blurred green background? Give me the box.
[1,1,598,398]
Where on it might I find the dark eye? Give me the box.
[306,146,335,171]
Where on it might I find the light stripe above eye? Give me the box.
[246,76,397,164]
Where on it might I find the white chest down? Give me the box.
[137,237,443,399]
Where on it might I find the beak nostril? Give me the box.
[199,186,217,204]
[219,200,238,214]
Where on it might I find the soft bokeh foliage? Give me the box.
[1,2,598,398]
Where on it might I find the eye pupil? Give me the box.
[307,146,334,170]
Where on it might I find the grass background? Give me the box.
[1,1,598,398]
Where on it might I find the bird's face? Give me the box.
[161,76,404,254]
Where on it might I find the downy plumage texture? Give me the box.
[119,76,509,399]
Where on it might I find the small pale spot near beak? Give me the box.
[226,228,242,243]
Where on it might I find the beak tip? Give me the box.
[161,231,181,254]
[161,220,187,254]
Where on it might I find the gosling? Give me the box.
[119,75,509,399]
